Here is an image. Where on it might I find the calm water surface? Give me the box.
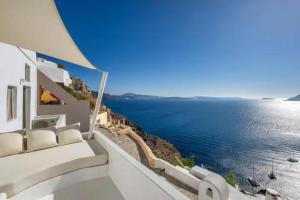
[104,99,300,199]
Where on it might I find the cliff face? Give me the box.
[141,134,181,163]
[109,111,181,163]
[70,76,90,93]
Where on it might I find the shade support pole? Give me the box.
[88,71,108,139]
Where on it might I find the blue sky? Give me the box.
[42,0,300,98]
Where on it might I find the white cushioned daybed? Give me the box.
[0,139,108,198]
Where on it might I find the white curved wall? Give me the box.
[94,131,190,200]
[155,159,200,191]
[0,42,37,132]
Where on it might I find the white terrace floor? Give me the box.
[40,177,124,200]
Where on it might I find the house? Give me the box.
[37,58,72,87]
[0,41,90,132]
[0,42,67,132]
[0,42,90,132]
[0,42,37,132]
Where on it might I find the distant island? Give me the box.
[287,94,300,101]
[100,92,243,101]
[262,98,274,100]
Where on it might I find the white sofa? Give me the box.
[0,140,107,198]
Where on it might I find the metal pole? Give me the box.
[88,71,108,139]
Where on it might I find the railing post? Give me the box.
[88,71,108,139]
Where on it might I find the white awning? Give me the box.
[0,0,96,69]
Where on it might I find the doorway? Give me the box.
[23,86,31,129]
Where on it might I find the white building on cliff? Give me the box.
[37,58,72,87]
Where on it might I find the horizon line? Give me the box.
[102,91,291,100]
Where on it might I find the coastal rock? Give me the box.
[70,76,90,93]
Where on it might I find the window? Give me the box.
[7,86,17,120]
[25,64,30,82]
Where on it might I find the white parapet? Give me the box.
[154,159,201,191]
[94,131,190,200]
[191,165,213,180]
[198,173,229,200]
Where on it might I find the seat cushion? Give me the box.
[27,129,57,152]
[0,133,23,157]
[0,140,107,197]
[58,129,83,146]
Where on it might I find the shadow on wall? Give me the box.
[37,70,90,132]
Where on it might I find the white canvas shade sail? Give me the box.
[0,0,96,69]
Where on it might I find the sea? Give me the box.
[104,98,300,200]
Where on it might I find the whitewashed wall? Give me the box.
[94,131,190,200]
[37,59,72,87]
[37,71,90,132]
[155,159,200,191]
[0,42,37,133]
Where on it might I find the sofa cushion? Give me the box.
[57,125,83,145]
[0,140,107,197]
[58,129,83,145]
[27,129,57,152]
[0,133,23,157]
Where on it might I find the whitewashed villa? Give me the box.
[37,58,72,87]
[0,1,280,200]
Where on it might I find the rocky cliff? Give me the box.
[108,111,181,163]
[70,76,90,93]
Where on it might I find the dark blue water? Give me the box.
[104,99,300,199]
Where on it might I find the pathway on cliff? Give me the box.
[100,127,149,166]
[98,127,197,200]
